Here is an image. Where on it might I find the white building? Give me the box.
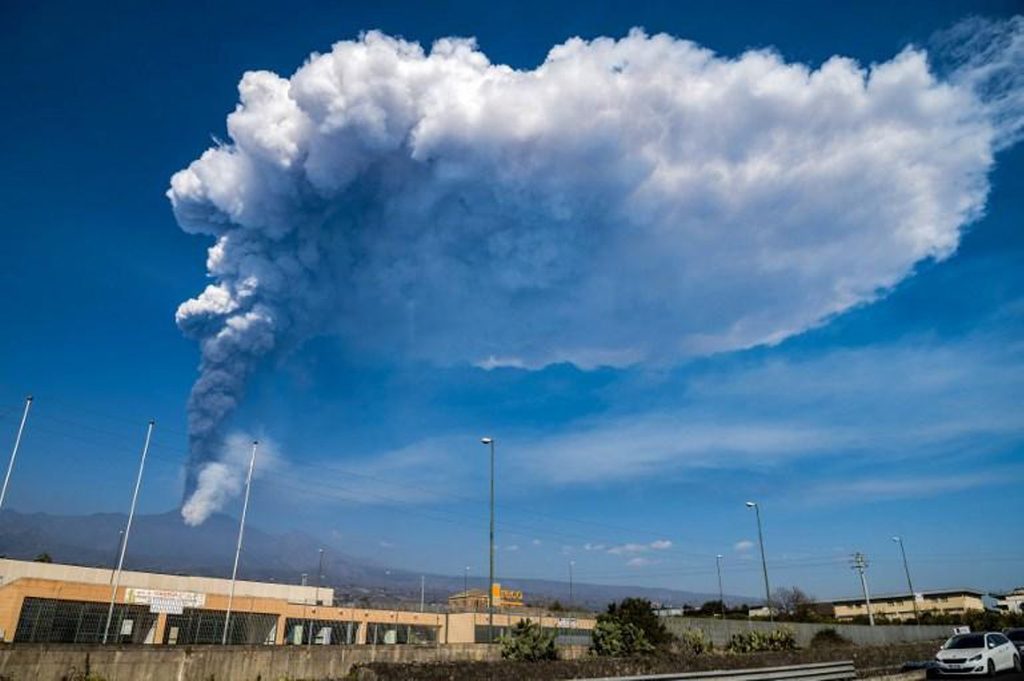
[994,587,1024,614]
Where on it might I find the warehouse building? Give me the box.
[830,588,987,622]
[0,559,594,645]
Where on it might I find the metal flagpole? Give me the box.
[223,440,258,645]
[0,395,33,511]
[103,419,155,644]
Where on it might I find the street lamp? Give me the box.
[480,437,496,644]
[892,536,920,623]
[745,501,773,623]
[716,554,725,619]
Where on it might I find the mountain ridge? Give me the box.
[0,509,754,610]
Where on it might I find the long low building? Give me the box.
[830,588,987,622]
[0,559,594,646]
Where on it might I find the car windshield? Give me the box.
[1008,630,1024,642]
[945,634,985,649]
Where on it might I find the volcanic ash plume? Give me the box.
[169,24,1024,523]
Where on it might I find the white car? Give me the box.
[933,632,1022,677]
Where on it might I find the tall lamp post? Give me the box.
[745,501,773,623]
[569,560,575,609]
[716,554,725,619]
[480,436,496,644]
[892,536,920,623]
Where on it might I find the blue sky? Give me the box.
[1,0,1022,602]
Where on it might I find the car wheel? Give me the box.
[986,659,995,678]
[1013,655,1021,674]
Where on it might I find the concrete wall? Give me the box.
[665,617,951,648]
[0,643,548,681]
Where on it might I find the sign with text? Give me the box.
[125,588,206,615]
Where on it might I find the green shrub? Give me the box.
[498,619,558,661]
[726,628,798,653]
[604,598,672,648]
[677,628,714,655]
[810,628,852,648]
[591,618,654,657]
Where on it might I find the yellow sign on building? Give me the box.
[490,583,523,607]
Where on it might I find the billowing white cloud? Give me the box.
[181,432,281,526]
[169,24,1024,520]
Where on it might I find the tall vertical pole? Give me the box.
[109,530,125,585]
[301,573,309,644]
[0,395,33,511]
[716,554,725,618]
[747,502,773,623]
[569,560,574,609]
[464,566,469,599]
[103,419,154,644]
[310,548,324,647]
[420,575,426,612]
[222,440,258,645]
[852,552,875,626]
[481,437,496,644]
[893,537,920,623]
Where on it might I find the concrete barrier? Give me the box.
[575,660,858,681]
[664,618,950,648]
[0,643,508,681]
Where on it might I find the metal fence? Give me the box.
[163,608,278,645]
[473,623,592,646]
[283,617,360,645]
[14,597,157,644]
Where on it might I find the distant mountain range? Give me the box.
[0,509,753,611]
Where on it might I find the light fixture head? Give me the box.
[717,554,723,559]
[892,536,900,542]
[480,437,493,445]
[745,501,756,508]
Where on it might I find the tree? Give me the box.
[772,586,815,619]
[33,552,52,563]
[604,598,672,648]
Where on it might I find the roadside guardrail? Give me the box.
[576,660,858,681]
